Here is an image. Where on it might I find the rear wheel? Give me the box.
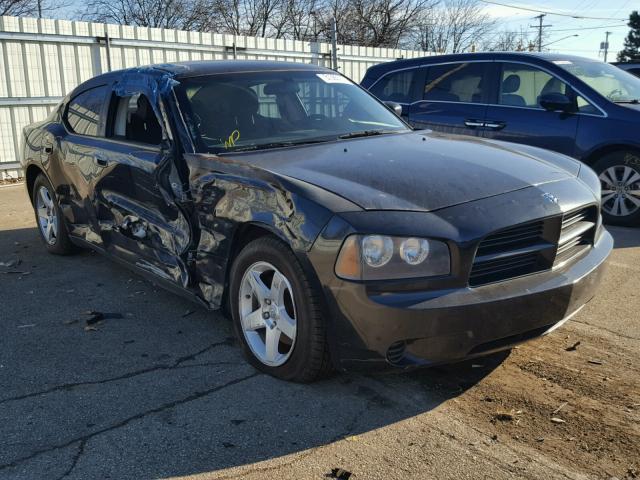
[31,174,75,254]
[229,236,331,382]
[593,151,640,227]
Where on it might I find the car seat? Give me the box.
[501,75,526,107]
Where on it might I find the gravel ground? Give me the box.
[1,183,638,480]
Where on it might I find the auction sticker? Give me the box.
[317,73,352,84]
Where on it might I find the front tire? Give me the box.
[31,173,75,255]
[229,236,331,382]
[593,151,640,227]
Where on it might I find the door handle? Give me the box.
[464,119,485,128]
[93,154,108,167]
[484,121,506,130]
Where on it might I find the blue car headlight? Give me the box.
[335,234,451,281]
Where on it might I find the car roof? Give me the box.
[69,60,333,96]
[364,52,600,78]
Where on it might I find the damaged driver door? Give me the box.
[92,83,192,287]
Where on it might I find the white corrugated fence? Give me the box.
[0,15,431,178]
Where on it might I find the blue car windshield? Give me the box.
[176,70,409,154]
[555,58,640,103]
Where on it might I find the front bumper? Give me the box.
[315,228,612,371]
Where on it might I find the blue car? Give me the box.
[362,52,640,226]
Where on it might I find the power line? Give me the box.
[477,0,628,21]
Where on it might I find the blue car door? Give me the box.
[480,62,579,156]
[406,61,491,137]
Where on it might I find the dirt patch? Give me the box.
[445,325,640,479]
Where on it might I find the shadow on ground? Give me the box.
[0,226,512,479]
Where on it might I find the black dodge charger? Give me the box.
[21,61,612,382]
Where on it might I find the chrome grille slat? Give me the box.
[554,206,598,268]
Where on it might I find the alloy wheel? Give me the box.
[35,186,58,245]
[238,261,297,367]
[599,165,640,217]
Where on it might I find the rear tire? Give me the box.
[229,236,332,382]
[593,151,640,227]
[31,173,76,255]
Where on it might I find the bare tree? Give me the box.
[481,29,533,52]
[2,0,69,17]
[82,0,217,30]
[411,0,494,53]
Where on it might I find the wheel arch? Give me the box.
[25,163,47,205]
[582,144,640,167]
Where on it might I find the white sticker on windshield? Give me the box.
[317,73,352,84]
[553,60,572,65]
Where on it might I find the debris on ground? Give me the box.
[588,359,604,365]
[551,417,567,424]
[0,258,21,268]
[326,468,353,479]
[552,402,568,415]
[566,341,581,351]
[181,310,195,318]
[17,324,36,328]
[1,270,31,275]
[492,410,515,422]
[63,311,124,329]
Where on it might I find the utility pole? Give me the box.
[530,14,552,52]
[602,31,612,62]
[331,17,338,71]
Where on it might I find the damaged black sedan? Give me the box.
[22,61,612,382]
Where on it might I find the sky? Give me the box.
[480,0,635,60]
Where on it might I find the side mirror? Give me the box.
[539,92,574,113]
[384,101,403,116]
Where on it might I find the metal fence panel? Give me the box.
[0,15,431,178]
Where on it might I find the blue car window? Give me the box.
[424,63,486,103]
[499,63,568,109]
[370,69,416,103]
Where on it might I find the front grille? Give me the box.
[475,220,545,257]
[469,205,598,287]
[554,207,598,266]
[469,219,552,287]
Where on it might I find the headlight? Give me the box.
[335,234,450,280]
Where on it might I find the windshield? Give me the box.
[177,70,409,154]
[555,58,640,103]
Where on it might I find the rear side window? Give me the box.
[110,93,162,145]
[65,86,108,136]
[424,63,487,103]
[498,63,568,108]
[370,69,417,103]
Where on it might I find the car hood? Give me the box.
[230,131,579,212]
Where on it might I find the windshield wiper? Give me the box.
[614,99,640,104]
[338,129,399,140]
[223,138,331,153]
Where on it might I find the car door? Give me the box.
[406,61,491,136]
[481,62,579,156]
[93,85,192,287]
[58,84,118,245]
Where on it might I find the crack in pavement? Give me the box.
[55,439,86,480]
[572,320,640,341]
[0,337,237,405]
[0,371,261,472]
